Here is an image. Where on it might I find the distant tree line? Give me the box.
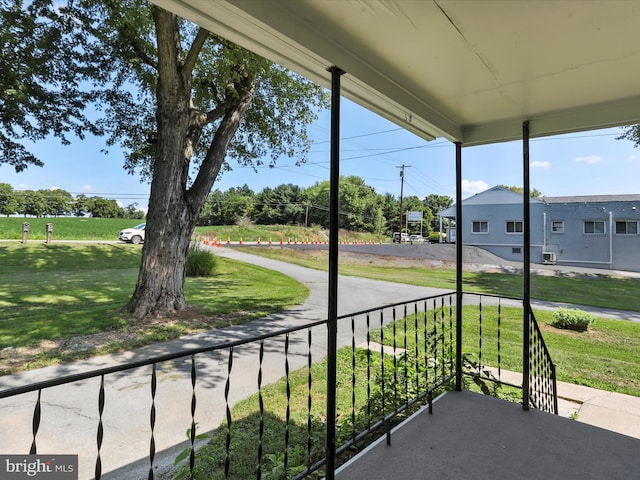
[199,176,453,235]
[0,183,145,219]
[0,178,453,232]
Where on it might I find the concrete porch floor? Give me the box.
[335,390,640,480]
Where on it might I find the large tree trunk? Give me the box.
[124,8,255,320]
[123,9,194,319]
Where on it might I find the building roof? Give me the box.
[439,189,640,216]
[544,194,640,204]
[438,186,541,217]
[151,0,640,146]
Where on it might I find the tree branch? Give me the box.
[205,101,232,124]
[183,27,209,76]
[103,0,157,69]
[188,80,255,210]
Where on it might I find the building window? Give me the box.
[616,221,638,235]
[505,221,523,233]
[512,247,521,254]
[551,220,564,233]
[584,220,605,235]
[472,221,488,233]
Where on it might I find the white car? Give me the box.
[119,223,146,244]
[392,232,409,243]
[409,235,426,243]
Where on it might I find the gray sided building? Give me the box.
[543,194,640,271]
[439,187,640,271]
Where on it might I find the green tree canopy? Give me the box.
[0,183,18,216]
[0,0,104,172]
[424,194,453,231]
[617,125,640,147]
[2,1,328,318]
[497,185,543,198]
[304,176,386,233]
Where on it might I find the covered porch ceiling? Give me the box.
[150,0,640,147]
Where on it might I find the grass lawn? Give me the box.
[0,217,143,241]
[370,305,640,397]
[240,246,640,313]
[0,243,308,374]
[0,217,384,243]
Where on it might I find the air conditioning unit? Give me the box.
[542,252,556,265]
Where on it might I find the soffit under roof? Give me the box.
[150,0,640,146]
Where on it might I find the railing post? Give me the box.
[326,65,345,480]
[522,120,531,410]
[455,141,463,391]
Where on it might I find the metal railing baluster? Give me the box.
[284,334,291,475]
[392,307,398,410]
[449,295,454,376]
[423,301,429,390]
[380,309,386,418]
[440,297,446,380]
[414,303,419,401]
[478,295,483,374]
[497,299,502,381]
[306,328,313,472]
[225,348,233,478]
[96,375,105,480]
[257,341,265,479]
[351,315,356,442]
[366,313,372,431]
[29,389,41,455]
[432,299,438,383]
[148,365,156,480]
[189,355,197,475]
[403,304,409,409]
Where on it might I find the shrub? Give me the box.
[428,232,443,243]
[186,244,218,277]
[551,307,594,332]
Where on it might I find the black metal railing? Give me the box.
[460,293,558,415]
[527,305,558,414]
[0,291,556,480]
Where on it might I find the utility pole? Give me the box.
[397,164,411,241]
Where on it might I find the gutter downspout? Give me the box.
[609,211,613,267]
[543,211,547,253]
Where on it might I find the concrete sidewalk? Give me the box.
[486,367,640,440]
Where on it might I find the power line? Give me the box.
[312,127,405,144]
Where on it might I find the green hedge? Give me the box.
[551,307,595,332]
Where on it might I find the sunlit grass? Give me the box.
[242,247,640,312]
[0,244,308,370]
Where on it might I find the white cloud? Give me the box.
[462,179,489,197]
[628,154,640,162]
[573,155,603,165]
[79,184,93,193]
[531,161,551,169]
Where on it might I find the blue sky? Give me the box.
[2,97,639,212]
